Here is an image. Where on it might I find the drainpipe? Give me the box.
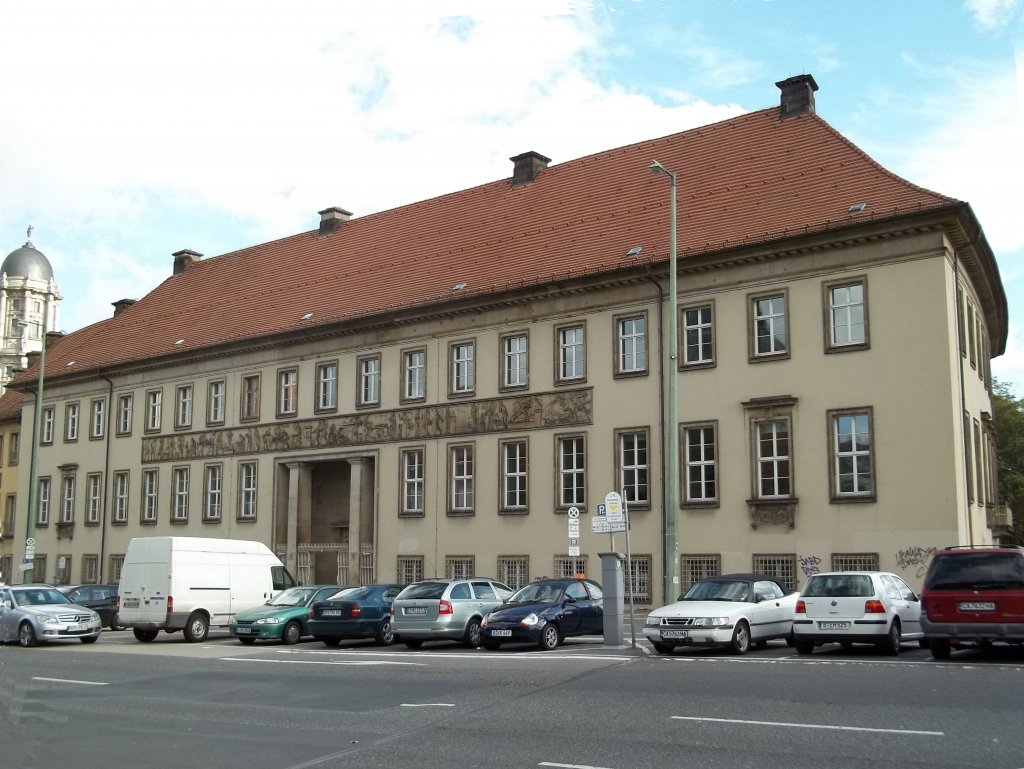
[100,375,114,580]
[644,267,668,602]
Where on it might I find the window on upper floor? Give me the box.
[41,406,54,445]
[241,374,261,421]
[449,443,475,515]
[37,476,51,526]
[400,447,425,517]
[316,361,338,412]
[449,341,475,397]
[239,461,258,520]
[204,464,223,521]
[86,474,102,525]
[682,302,715,368]
[277,368,298,417]
[113,471,129,524]
[60,475,75,524]
[141,469,158,523]
[500,332,528,390]
[750,291,789,360]
[65,402,80,442]
[172,467,189,522]
[683,422,718,506]
[615,313,648,376]
[829,408,874,501]
[207,380,226,425]
[176,385,193,429]
[145,390,162,432]
[755,418,792,499]
[557,433,586,509]
[556,323,586,383]
[358,355,381,407]
[500,439,528,513]
[402,349,426,402]
[90,398,106,439]
[617,429,649,507]
[824,279,868,351]
[967,299,978,370]
[117,394,133,435]
[7,432,17,466]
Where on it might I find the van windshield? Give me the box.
[925,553,1024,590]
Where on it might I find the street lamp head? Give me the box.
[649,159,666,174]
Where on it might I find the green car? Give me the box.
[229,585,348,645]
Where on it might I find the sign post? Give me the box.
[567,506,580,558]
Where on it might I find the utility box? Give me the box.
[599,551,626,646]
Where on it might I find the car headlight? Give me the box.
[255,617,281,625]
[692,617,729,627]
[520,613,540,627]
[41,615,61,625]
[481,616,490,628]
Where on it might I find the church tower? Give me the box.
[0,227,62,391]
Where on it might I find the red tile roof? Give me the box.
[0,388,22,423]
[17,101,999,384]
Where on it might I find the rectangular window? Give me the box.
[554,555,588,579]
[830,410,873,499]
[402,349,426,401]
[90,398,105,439]
[113,471,129,523]
[3,494,15,539]
[618,430,649,507]
[117,394,133,435]
[42,406,54,444]
[358,356,380,406]
[65,402,80,441]
[396,556,424,584]
[172,467,189,522]
[450,341,475,395]
[0,554,10,585]
[501,439,528,512]
[827,280,867,349]
[141,469,158,523]
[32,554,47,584]
[831,552,880,572]
[400,448,424,516]
[684,424,717,504]
[207,380,225,425]
[756,419,791,498]
[55,554,72,586]
[445,556,475,580]
[680,554,721,593]
[449,444,474,514]
[60,476,75,523]
[239,461,257,519]
[557,434,586,508]
[316,362,338,411]
[683,303,715,366]
[86,474,101,524]
[557,324,586,382]
[494,556,528,591]
[7,432,17,465]
[627,555,651,603]
[277,369,298,416]
[615,313,647,375]
[146,390,162,432]
[81,554,99,584]
[203,465,223,521]
[109,554,125,583]
[501,333,528,389]
[752,553,797,591]
[37,477,50,526]
[751,293,788,358]
[176,385,193,428]
[974,418,983,506]
[967,300,978,369]
[242,375,261,420]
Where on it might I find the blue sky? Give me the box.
[2,0,1022,384]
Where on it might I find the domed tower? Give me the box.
[0,227,62,391]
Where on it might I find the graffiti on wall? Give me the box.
[798,554,823,579]
[894,546,937,578]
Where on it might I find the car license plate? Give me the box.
[661,629,688,639]
[322,609,342,616]
[958,601,996,611]
[67,624,85,632]
[405,607,427,615]
[818,621,850,630]
[491,629,512,637]
[123,598,140,608]
[235,627,251,634]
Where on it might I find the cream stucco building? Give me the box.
[5,75,1008,604]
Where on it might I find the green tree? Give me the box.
[992,380,1024,545]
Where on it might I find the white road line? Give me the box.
[32,676,109,686]
[222,657,423,667]
[400,703,455,708]
[671,716,943,736]
[539,762,618,769]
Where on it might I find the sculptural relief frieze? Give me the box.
[141,388,593,463]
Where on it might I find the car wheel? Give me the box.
[729,621,751,655]
[404,639,423,649]
[238,637,256,645]
[930,638,951,660]
[795,638,814,655]
[183,612,209,643]
[133,628,158,642]
[880,619,901,656]
[321,637,342,647]
[18,622,38,648]
[482,641,502,651]
[652,642,675,655]
[462,619,483,648]
[538,623,560,651]
[374,618,395,646]
[80,635,99,644]
[785,632,795,648]
[281,621,302,645]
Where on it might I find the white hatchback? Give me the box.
[793,571,924,655]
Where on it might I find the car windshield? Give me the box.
[802,575,874,598]
[13,588,71,606]
[509,583,564,603]
[925,552,1024,590]
[681,579,751,602]
[267,587,318,607]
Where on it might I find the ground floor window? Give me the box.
[497,556,530,591]
[626,555,651,603]
[831,552,879,572]
[752,553,797,591]
[554,555,588,579]
[445,555,475,579]
[81,554,99,584]
[397,556,423,584]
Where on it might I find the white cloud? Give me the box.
[992,323,1024,393]
[964,0,1021,28]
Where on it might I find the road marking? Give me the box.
[222,657,422,667]
[400,703,455,708]
[671,716,943,736]
[539,763,618,769]
[32,677,109,686]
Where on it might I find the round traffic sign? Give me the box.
[567,506,580,518]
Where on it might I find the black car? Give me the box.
[59,584,122,630]
[481,578,603,650]
[308,583,407,646]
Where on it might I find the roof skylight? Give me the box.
[627,246,643,256]
[848,202,867,214]
[452,282,467,292]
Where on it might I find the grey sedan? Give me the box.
[0,584,102,647]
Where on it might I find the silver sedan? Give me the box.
[0,584,102,647]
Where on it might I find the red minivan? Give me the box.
[920,545,1024,660]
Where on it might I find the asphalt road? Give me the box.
[1,629,1022,769]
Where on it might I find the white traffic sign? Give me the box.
[567,506,580,518]
[604,491,623,524]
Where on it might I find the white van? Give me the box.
[117,536,295,642]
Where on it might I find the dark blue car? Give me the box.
[481,578,603,650]
[307,583,406,646]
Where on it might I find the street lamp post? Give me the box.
[649,159,679,604]
[17,320,44,584]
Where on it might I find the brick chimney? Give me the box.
[112,298,137,317]
[775,74,819,119]
[510,151,551,187]
[172,249,202,275]
[318,207,352,236]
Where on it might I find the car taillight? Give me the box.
[166,596,173,615]
[795,599,806,614]
[116,595,121,611]
[864,599,885,614]
[439,599,453,615]
[351,604,362,617]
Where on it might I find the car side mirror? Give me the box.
[754,594,764,603]
[907,593,919,602]
[563,595,576,604]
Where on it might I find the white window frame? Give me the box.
[117,394,133,435]
[239,462,258,519]
[359,356,381,406]
[208,380,225,424]
[827,280,867,349]
[60,476,75,524]
[176,385,193,429]
[450,341,475,395]
[172,467,189,522]
[90,398,105,439]
[618,429,649,507]
[501,439,528,512]
[42,406,54,444]
[684,423,718,504]
[242,375,261,420]
[142,469,158,523]
[752,293,788,358]
[501,333,528,389]
[86,473,101,525]
[449,444,474,514]
[616,314,647,375]
[683,303,715,366]
[403,349,425,401]
[37,477,51,526]
[278,369,298,416]
[65,402,80,441]
[830,409,874,499]
[146,390,162,432]
[557,434,586,508]
[557,324,585,381]
[316,362,338,411]
[113,472,129,523]
[401,448,424,516]
[756,419,792,499]
[203,465,223,521]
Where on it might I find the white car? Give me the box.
[0,584,102,647]
[793,571,924,655]
[643,573,798,655]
